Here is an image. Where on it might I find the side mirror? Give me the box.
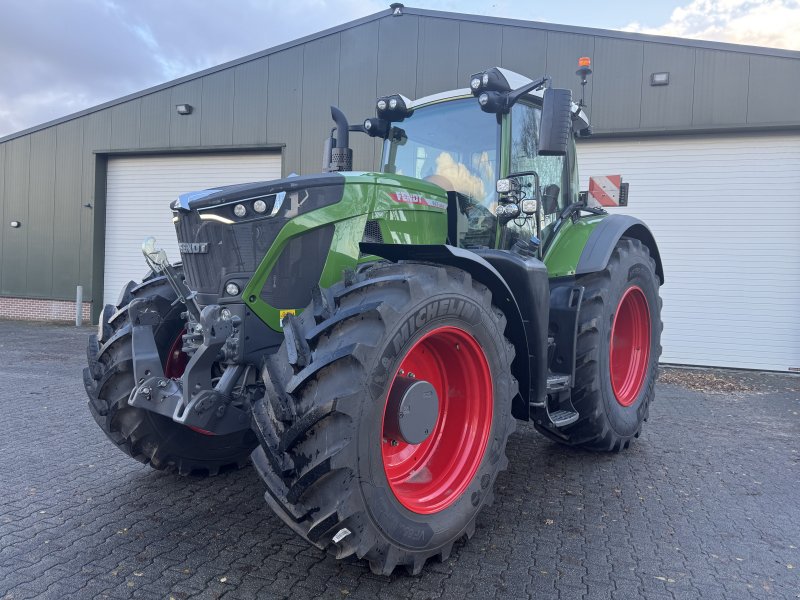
[538,88,572,156]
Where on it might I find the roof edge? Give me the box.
[403,7,800,59]
[2,4,799,145]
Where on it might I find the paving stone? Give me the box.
[0,321,798,600]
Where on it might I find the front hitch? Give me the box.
[128,303,250,436]
[129,238,250,435]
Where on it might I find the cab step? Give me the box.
[547,409,579,428]
[546,374,571,393]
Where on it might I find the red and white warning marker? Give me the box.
[588,175,629,207]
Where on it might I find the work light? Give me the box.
[225,282,240,296]
[375,94,412,122]
[521,199,537,215]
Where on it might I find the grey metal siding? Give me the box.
[377,15,419,98]
[26,129,57,298]
[501,26,547,79]
[692,49,749,126]
[267,46,304,174]
[201,69,235,146]
[416,18,460,98]
[0,8,798,305]
[0,143,5,292]
[110,100,141,150]
[640,43,696,129]
[232,59,269,145]
[546,32,595,112]
[52,120,84,299]
[457,22,503,83]
[591,37,644,131]
[139,90,172,148]
[2,136,30,295]
[747,55,800,124]
[339,21,381,171]
[300,34,341,175]
[81,111,111,297]
[170,80,203,147]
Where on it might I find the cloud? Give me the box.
[624,0,800,50]
[0,0,383,137]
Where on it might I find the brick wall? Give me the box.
[0,296,93,324]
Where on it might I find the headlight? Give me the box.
[479,93,489,107]
[253,199,267,213]
[482,73,489,86]
[377,99,387,111]
[389,98,398,109]
[225,282,240,296]
[504,203,520,218]
[233,204,246,218]
[470,77,481,91]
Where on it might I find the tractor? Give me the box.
[84,64,663,575]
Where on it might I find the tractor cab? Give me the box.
[354,68,591,254]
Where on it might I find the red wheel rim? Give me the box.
[164,329,189,379]
[381,326,493,515]
[610,286,651,407]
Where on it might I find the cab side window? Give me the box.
[509,102,570,239]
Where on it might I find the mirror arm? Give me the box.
[505,76,551,110]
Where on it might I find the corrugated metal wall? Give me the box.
[1,8,799,304]
[577,132,800,371]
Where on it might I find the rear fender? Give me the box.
[360,243,534,420]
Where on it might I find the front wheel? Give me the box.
[83,272,257,475]
[251,262,517,575]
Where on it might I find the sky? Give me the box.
[0,0,798,138]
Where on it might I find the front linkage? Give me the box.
[130,239,253,436]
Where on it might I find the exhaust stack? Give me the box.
[323,106,353,172]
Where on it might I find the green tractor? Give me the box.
[84,66,663,575]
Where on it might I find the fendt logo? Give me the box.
[178,242,209,254]
[388,191,447,210]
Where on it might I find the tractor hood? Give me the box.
[171,171,347,213]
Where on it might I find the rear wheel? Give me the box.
[251,262,517,575]
[83,272,257,475]
[537,237,662,451]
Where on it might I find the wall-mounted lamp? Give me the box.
[10,221,21,228]
[176,104,193,115]
[390,2,404,16]
[650,72,670,86]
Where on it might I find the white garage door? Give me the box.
[577,133,800,372]
[104,153,282,306]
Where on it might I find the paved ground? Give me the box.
[0,320,798,600]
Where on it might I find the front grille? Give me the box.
[174,211,285,295]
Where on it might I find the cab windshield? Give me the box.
[381,98,500,247]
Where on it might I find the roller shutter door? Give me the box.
[103,153,281,306]
[577,133,800,372]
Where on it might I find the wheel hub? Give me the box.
[381,326,493,515]
[384,377,439,445]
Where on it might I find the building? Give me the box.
[1,5,798,371]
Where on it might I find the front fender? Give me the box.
[360,242,535,420]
